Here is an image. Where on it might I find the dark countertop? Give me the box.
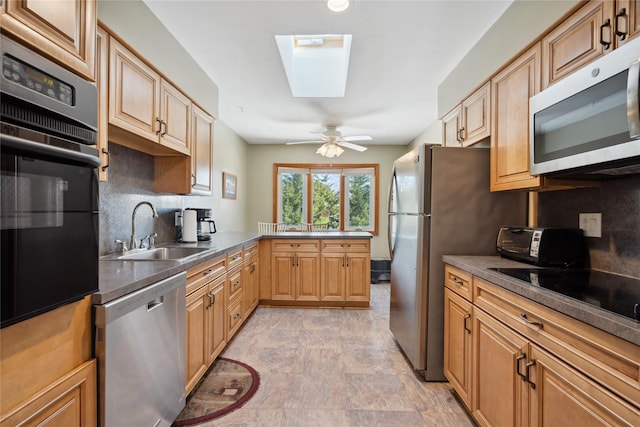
[95,231,372,305]
[443,255,640,346]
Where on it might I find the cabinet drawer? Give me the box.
[320,239,370,253]
[473,277,640,407]
[227,299,243,338]
[227,268,242,301]
[271,239,320,252]
[186,255,226,295]
[444,264,473,301]
[227,248,243,270]
[243,242,259,260]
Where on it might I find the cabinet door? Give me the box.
[442,105,463,147]
[528,345,640,427]
[271,252,296,301]
[207,281,226,364]
[345,252,370,302]
[185,285,208,394]
[96,26,109,182]
[320,253,346,301]
[1,0,96,80]
[296,253,320,301]
[541,0,615,89]
[191,105,214,195]
[109,37,161,142]
[616,0,640,47]
[0,360,97,427]
[444,288,473,409]
[472,309,529,427]
[490,42,542,192]
[159,80,191,155]
[461,82,491,146]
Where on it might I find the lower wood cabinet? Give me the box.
[226,266,244,339]
[185,256,228,395]
[243,254,260,317]
[0,360,97,427]
[444,264,640,426]
[264,238,371,307]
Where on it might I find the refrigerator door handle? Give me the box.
[387,165,399,261]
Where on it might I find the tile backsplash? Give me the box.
[99,144,182,256]
[538,175,640,278]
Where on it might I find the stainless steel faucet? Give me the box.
[130,201,158,250]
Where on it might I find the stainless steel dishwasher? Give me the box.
[94,272,186,427]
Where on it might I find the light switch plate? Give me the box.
[579,213,601,238]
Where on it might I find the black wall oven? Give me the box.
[1,35,100,328]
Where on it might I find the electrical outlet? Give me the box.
[175,211,182,227]
[579,213,601,238]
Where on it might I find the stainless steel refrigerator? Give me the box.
[387,144,526,381]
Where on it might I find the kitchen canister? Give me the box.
[182,209,198,242]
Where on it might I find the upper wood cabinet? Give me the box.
[1,0,96,81]
[96,26,109,182]
[490,43,542,192]
[616,0,640,47]
[108,37,190,156]
[442,82,491,147]
[541,0,616,89]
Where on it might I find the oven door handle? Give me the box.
[0,133,101,168]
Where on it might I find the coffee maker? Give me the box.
[186,208,217,241]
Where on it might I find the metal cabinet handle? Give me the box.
[463,313,471,334]
[457,127,465,141]
[615,8,628,40]
[233,280,240,287]
[250,263,256,273]
[600,18,612,50]
[516,352,527,380]
[203,268,215,277]
[525,359,537,389]
[101,148,109,171]
[155,118,162,135]
[160,120,167,136]
[233,313,241,319]
[451,276,465,287]
[520,313,543,328]
[192,174,196,187]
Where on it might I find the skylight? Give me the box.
[275,34,352,98]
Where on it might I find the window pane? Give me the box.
[312,173,340,229]
[279,172,305,226]
[346,174,372,230]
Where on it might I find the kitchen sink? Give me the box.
[102,246,211,261]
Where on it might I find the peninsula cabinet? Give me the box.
[490,43,542,192]
[260,237,371,307]
[443,263,640,426]
[1,0,96,81]
[271,240,321,302]
[320,239,371,303]
[185,255,227,395]
[442,82,491,147]
[108,37,191,156]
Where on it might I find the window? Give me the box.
[275,164,379,234]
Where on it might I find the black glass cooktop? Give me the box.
[489,268,640,322]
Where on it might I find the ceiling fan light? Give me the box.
[316,144,329,156]
[327,0,350,13]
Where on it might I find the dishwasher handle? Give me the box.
[147,296,164,311]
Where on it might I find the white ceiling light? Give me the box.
[316,140,345,158]
[327,0,350,13]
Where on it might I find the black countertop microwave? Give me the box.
[529,36,640,179]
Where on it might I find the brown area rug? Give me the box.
[173,358,260,426]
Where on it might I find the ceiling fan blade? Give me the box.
[343,135,373,142]
[338,141,368,152]
[286,140,324,145]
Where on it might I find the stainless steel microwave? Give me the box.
[530,36,640,178]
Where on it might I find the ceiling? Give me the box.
[143,0,513,146]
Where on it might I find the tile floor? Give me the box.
[199,283,475,426]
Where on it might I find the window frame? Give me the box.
[273,163,379,235]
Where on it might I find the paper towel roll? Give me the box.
[182,210,198,242]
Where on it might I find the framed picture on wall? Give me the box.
[223,172,237,199]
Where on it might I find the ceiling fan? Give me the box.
[286,125,372,157]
